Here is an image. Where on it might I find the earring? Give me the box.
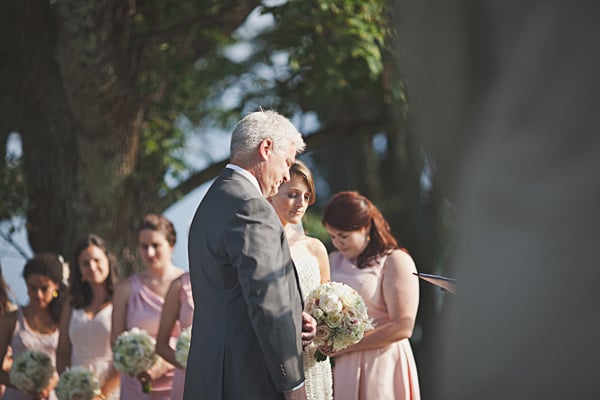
[52,290,58,298]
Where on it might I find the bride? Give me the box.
[269,160,333,400]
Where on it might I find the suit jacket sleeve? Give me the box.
[225,196,304,392]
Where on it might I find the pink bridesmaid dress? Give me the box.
[170,272,194,400]
[4,308,58,400]
[121,275,181,400]
[330,252,420,400]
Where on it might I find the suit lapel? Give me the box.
[290,259,304,309]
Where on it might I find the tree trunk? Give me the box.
[2,1,145,268]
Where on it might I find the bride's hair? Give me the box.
[290,160,316,206]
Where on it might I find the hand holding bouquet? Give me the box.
[112,327,158,393]
[55,366,101,400]
[174,326,191,368]
[304,281,373,362]
[9,350,56,395]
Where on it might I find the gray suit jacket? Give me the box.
[183,168,305,399]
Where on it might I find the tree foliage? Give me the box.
[0,0,410,272]
[1,2,453,388]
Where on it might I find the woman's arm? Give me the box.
[110,278,130,345]
[99,364,120,399]
[56,300,73,373]
[335,250,419,355]
[0,312,17,388]
[155,277,183,368]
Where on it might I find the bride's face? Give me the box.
[269,174,312,225]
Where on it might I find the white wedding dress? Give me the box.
[296,255,333,400]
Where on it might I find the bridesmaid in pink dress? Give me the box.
[0,266,17,399]
[112,214,184,400]
[56,234,120,399]
[0,253,67,400]
[322,191,421,400]
[155,272,194,400]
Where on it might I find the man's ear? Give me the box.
[258,138,274,161]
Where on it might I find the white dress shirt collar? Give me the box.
[226,163,263,196]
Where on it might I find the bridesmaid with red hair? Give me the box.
[322,191,421,400]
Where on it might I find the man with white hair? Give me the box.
[185,110,315,400]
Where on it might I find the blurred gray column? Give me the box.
[397,1,600,398]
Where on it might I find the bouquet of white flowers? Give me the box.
[9,350,55,394]
[304,281,373,362]
[55,366,101,400]
[174,326,192,368]
[112,327,158,393]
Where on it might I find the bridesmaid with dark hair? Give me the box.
[0,253,67,400]
[56,234,120,400]
[112,213,184,400]
[322,191,421,400]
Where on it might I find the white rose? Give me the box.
[325,312,342,328]
[319,293,342,314]
[312,308,324,321]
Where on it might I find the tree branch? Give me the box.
[159,116,392,209]
[0,226,31,260]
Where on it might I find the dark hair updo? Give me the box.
[23,252,67,324]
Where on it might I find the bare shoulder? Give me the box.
[168,274,183,292]
[171,267,186,281]
[385,249,417,273]
[306,236,328,258]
